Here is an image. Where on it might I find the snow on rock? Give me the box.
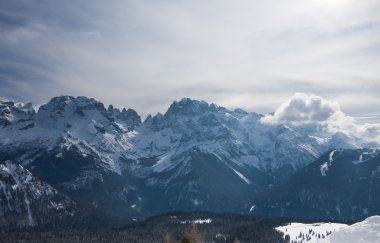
[0,161,38,226]
[231,168,251,184]
[0,160,79,228]
[320,162,329,176]
[249,205,256,212]
[329,150,336,162]
[320,150,336,176]
[330,216,380,243]
[352,149,379,165]
[212,153,251,184]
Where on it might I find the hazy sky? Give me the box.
[1,0,379,117]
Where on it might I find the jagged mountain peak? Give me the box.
[107,104,114,113]
[142,112,167,131]
[0,100,35,129]
[107,105,141,129]
[178,97,204,105]
[35,96,109,129]
[121,108,141,121]
[33,95,140,131]
[143,114,153,123]
[0,100,35,114]
[233,108,249,116]
[39,95,106,113]
[165,98,221,116]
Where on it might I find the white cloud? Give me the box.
[261,93,340,124]
[261,93,380,143]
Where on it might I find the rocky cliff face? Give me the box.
[0,160,80,229]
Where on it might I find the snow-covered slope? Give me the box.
[0,160,80,229]
[330,215,380,243]
[0,96,375,219]
[276,221,348,243]
[276,215,380,243]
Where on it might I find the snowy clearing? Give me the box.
[276,215,380,243]
[180,218,212,224]
[276,221,347,243]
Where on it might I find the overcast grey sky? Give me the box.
[0,0,379,117]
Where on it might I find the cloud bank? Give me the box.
[261,93,380,143]
[0,0,380,117]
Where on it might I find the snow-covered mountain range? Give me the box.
[0,96,379,229]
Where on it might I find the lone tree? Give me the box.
[180,223,203,243]
[164,232,174,243]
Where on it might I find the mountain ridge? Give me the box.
[0,95,379,229]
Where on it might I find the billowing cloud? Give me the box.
[261,93,380,143]
[260,93,340,124]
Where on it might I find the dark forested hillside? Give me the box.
[0,212,288,243]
